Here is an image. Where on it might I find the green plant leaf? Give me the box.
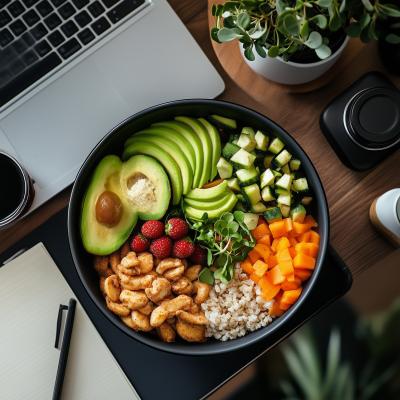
[248,21,267,38]
[362,0,374,12]
[199,268,214,285]
[288,42,298,52]
[339,0,346,13]
[244,45,256,60]
[322,36,329,44]
[214,267,228,283]
[207,248,213,265]
[268,45,280,57]
[329,12,342,31]
[212,4,216,16]
[386,33,400,44]
[284,14,301,36]
[276,0,287,14]
[322,329,341,397]
[259,29,269,44]
[254,43,266,57]
[221,212,234,223]
[223,16,236,28]
[316,0,331,7]
[310,14,328,29]
[300,20,308,39]
[217,27,243,42]
[359,13,370,30]
[345,21,361,38]
[360,26,372,43]
[391,22,400,29]
[237,12,251,29]
[233,211,244,223]
[259,2,272,15]
[211,27,221,43]
[305,31,322,48]
[222,1,240,13]
[380,4,400,17]
[315,43,332,58]
[215,4,224,16]
[368,23,378,40]
[240,0,260,10]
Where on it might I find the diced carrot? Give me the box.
[277,248,292,263]
[269,292,285,317]
[269,220,287,238]
[253,244,270,262]
[297,231,311,243]
[295,242,309,254]
[288,247,297,259]
[257,216,267,226]
[258,275,281,301]
[288,237,298,247]
[293,222,310,235]
[251,224,271,240]
[293,253,316,270]
[279,301,292,310]
[309,230,320,245]
[308,243,319,258]
[282,287,303,304]
[240,258,255,275]
[284,218,293,232]
[281,280,299,290]
[304,215,318,228]
[288,230,300,238]
[248,249,260,264]
[287,273,296,282]
[250,272,262,284]
[277,237,291,253]
[267,266,286,285]
[268,254,278,269]
[279,260,294,276]
[253,260,269,276]
[281,232,288,237]
[294,268,312,282]
[271,238,281,253]
[267,217,283,224]
[257,234,272,247]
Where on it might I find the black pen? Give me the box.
[53,298,77,400]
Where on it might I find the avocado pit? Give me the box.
[96,190,123,228]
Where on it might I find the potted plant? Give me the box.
[210,0,400,84]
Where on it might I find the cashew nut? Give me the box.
[119,289,148,310]
[175,320,205,342]
[171,277,193,295]
[156,322,176,343]
[93,255,113,277]
[150,306,169,327]
[145,277,171,303]
[164,266,185,282]
[137,301,156,316]
[156,258,183,275]
[192,280,211,304]
[99,276,107,298]
[131,311,153,332]
[176,310,208,325]
[119,273,155,291]
[106,297,131,317]
[104,275,120,302]
[120,241,130,259]
[137,252,153,274]
[160,295,192,315]
[184,265,202,281]
[109,250,121,274]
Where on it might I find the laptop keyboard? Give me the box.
[0,0,146,108]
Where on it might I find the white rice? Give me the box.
[202,263,274,341]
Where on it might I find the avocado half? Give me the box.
[81,155,138,255]
[120,155,170,220]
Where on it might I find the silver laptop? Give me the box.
[0,0,224,212]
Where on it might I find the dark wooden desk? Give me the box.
[1,0,399,280]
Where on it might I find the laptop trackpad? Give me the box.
[0,59,131,189]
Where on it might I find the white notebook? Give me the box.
[0,243,140,400]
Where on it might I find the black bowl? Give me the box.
[68,99,329,356]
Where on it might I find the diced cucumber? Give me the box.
[226,177,241,192]
[276,174,293,191]
[255,130,269,151]
[237,133,257,152]
[279,205,290,218]
[251,202,267,213]
[263,152,275,168]
[230,149,256,170]
[256,166,260,174]
[290,159,301,171]
[244,213,259,230]
[232,140,238,145]
[228,133,240,143]
[236,164,259,187]
[281,163,291,175]
[241,127,256,137]
[292,177,309,193]
[208,115,237,129]
[242,183,261,205]
[236,194,250,211]
[261,186,276,202]
[272,149,292,169]
[272,170,282,178]
[301,197,313,206]
[277,193,291,207]
[268,137,285,155]
[234,201,247,212]
[217,157,233,179]
[290,204,306,223]
[264,207,282,222]
[222,142,240,160]
[260,168,275,189]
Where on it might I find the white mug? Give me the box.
[375,189,400,240]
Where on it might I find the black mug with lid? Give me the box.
[0,150,35,228]
[320,72,400,171]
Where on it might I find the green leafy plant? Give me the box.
[211,0,400,62]
[188,211,256,285]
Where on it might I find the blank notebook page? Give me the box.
[0,243,140,400]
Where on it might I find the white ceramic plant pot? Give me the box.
[241,36,350,85]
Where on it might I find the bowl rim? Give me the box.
[68,98,330,356]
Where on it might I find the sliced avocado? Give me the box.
[183,191,238,222]
[120,155,170,220]
[81,155,138,255]
[198,118,221,181]
[124,134,193,195]
[175,116,212,187]
[208,115,237,129]
[184,191,232,210]
[152,120,204,188]
[122,141,182,205]
[184,180,228,201]
[126,127,196,178]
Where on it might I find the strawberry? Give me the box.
[165,218,189,239]
[141,220,164,239]
[150,236,172,259]
[171,237,195,259]
[130,233,150,252]
[190,244,207,265]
